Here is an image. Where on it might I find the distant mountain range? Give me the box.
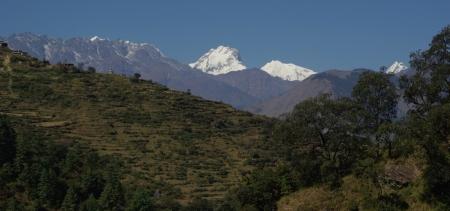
[0,33,258,108]
[216,68,300,102]
[1,33,410,117]
[189,45,317,81]
[247,69,367,116]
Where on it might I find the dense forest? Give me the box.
[0,26,449,210]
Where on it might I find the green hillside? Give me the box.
[0,47,274,204]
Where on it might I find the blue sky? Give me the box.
[1,0,449,71]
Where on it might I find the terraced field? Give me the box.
[0,47,274,202]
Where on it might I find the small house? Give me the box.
[63,63,75,68]
[0,41,7,48]
[57,63,77,72]
[12,50,27,56]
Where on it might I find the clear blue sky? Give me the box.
[1,0,449,71]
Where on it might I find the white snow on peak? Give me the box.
[120,39,148,47]
[189,45,247,75]
[385,61,408,74]
[261,60,316,81]
[90,36,106,42]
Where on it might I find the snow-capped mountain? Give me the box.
[385,61,408,74]
[89,36,105,42]
[2,33,172,74]
[189,45,247,75]
[261,60,316,81]
[1,33,259,108]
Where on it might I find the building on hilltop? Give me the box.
[62,63,75,68]
[12,50,28,56]
[0,41,7,48]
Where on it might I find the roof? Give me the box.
[12,50,27,54]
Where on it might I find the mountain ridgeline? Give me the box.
[0,25,449,210]
[0,33,258,108]
[248,69,368,116]
[2,33,410,117]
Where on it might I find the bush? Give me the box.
[376,193,409,211]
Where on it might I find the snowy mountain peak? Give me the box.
[3,33,171,74]
[261,60,316,81]
[189,45,247,75]
[385,61,408,74]
[90,36,106,42]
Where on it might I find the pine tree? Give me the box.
[0,117,16,165]
[14,135,42,187]
[6,197,25,211]
[98,165,125,211]
[80,169,105,198]
[62,144,83,176]
[37,168,57,207]
[80,194,99,211]
[126,189,155,211]
[61,186,78,211]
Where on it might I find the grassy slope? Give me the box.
[0,47,273,203]
[277,157,434,211]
